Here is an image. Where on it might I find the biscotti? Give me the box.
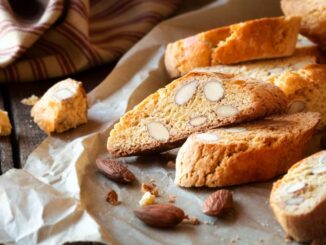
[281,0,326,50]
[194,47,319,85]
[31,78,88,134]
[107,72,287,157]
[174,112,320,187]
[270,150,326,242]
[165,16,301,77]
[274,64,326,130]
[0,109,12,136]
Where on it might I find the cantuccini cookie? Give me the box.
[281,0,326,50]
[107,72,287,157]
[165,16,301,77]
[174,112,320,187]
[31,78,88,134]
[270,150,326,242]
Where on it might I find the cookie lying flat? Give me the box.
[194,46,319,85]
[270,150,326,242]
[0,109,12,136]
[31,78,88,134]
[107,72,287,157]
[165,16,300,77]
[175,112,320,187]
[281,0,326,50]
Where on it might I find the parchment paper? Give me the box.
[0,0,315,244]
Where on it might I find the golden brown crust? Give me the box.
[174,112,320,187]
[31,78,88,134]
[281,0,326,50]
[165,16,301,77]
[270,151,326,242]
[273,64,326,130]
[107,72,287,157]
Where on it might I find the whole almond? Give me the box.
[96,158,135,183]
[202,189,233,216]
[134,204,185,228]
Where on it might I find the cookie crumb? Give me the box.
[21,95,39,106]
[168,195,176,203]
[141,182,159,196]
[106,189,119,206]
[139,191,156,206]
[182,216,200,225]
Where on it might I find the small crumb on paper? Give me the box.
[21,95,39,106]
[141,182,159,196]
[168,195,176,203]
[106,189,119,206]
[182,216,200,225]
[139,191,156,206]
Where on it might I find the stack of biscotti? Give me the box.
[165,16,301,77]
[175,29,326,129]
[270,150,326,242]
[174,112,320,187]
[107,72,287,157]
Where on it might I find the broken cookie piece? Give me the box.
[0,109,12,136]
[31,78,88,134]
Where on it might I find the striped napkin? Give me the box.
[0,0,180,82]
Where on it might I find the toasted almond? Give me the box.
[216,105,239,117]
[196,133,219,142]
[147,122,169,141]
[288,100,305,114]
[202,189,233,217]
[134,204,185,228]
[285,196,304,206]
[312,165,326,175]
[106,189,119,206]
[203,80,224,102]
[286,182,306,193]
[174,81,197,105]
[189,116,207,126]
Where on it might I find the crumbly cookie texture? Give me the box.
[107,72,287,157]
[194,46,319,85]
[165,16,301,77]
[31,78,88,134]
[0,109,12,136]
[274,64,326,130]
[175,112,320,187]
[270,150,326,242]
[281,0,326,50]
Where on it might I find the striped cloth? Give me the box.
[0,0,180,82]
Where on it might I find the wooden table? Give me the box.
[0,62,116,175]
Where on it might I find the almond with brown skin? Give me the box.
[202,189,233,216]
[96,158,135,183]
[134,204,185,228]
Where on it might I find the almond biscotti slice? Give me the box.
[194,46,320,84]
[270,150,326,242]
[31,78,88,134]
[165,16,301,77]
[175,112,320,187]
[107,72,287,157]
